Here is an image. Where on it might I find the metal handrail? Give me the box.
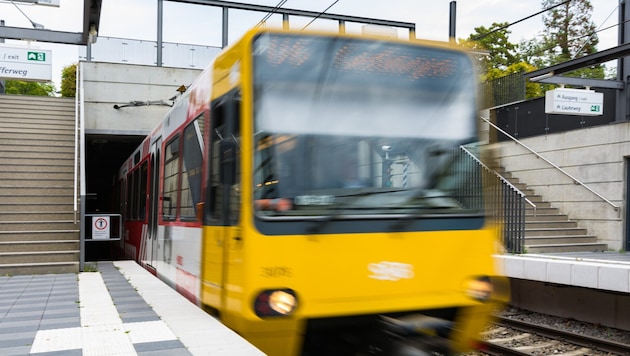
[460,145,537,216]
[481,116,619,212]
[73,65,80,224]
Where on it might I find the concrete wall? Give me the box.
[81,62,202,135]
[489,121,630,250]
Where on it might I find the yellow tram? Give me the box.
[118,27,508,355]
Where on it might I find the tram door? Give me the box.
[147,137,162,269]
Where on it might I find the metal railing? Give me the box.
[456,145,529,254]
[481,116,620,214]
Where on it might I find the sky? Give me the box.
[0,0,622,92]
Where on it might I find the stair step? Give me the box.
[0,157,73,166]
[525,201,553,209]
[0,150,74,160]
[0,195,74,204]
[0,137,74,147]
[0,172,74,180]
[0,180,73,188]
[524,214,571,222]
[525,227,588,237]
[0,212,76,221]
[0,187,74,195]
[525,221,577,229]
[0,230,79,242]
[0,250,80,264]
[0,132,74,142]
[525,235,598,245]
[526,243,608,254]
[0,262,79,275]
[0,240,80,253]
[0,123,73,132]
[0,165,74,174]
[0,221,78,232]
[0,203,74,212]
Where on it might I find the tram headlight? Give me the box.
[254,289,298,317]
[463,276,510,303]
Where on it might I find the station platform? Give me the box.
[0,260,264,356]
[496,251,630,294]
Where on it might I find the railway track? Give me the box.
[477,316,630,356]
[476,316,630,356]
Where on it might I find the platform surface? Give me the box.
[496,251,630,294]
[0,260,265,355]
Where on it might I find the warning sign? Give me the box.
[92,216,110,240]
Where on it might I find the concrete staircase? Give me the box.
[0,95,79,275]
[504,171,608,254]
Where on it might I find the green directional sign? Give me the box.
[27,51,46,62]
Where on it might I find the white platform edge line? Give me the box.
[113,260,266,356]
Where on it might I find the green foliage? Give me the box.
[462,22,518,73]
[540,0,603,79]
[4,80,55,96]
[541,0,599,63]
[465,0,603,100]
[61,63,77,97]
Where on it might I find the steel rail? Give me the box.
[496,315,630,355]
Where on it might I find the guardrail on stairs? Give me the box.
[458,145,531,254]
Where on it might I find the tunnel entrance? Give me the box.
[85,133,145,261]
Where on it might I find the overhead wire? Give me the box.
[301,0,340,31]
[471,0,571,42]
[523,5,624,63]
[255,0,288,28]
[574,4,619,57]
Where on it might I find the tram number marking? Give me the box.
[261,266,293,278]
[368,261,414,281]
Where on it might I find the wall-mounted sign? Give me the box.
[92,216,110,240]
[0,46,52,81]
[545,88,603,116]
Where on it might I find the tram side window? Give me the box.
[209,111,224,224]
[163,136,180,221]
[126,170,136,220]
[138,162,148,220]
[208,91,240,225]
[180,118,204,220]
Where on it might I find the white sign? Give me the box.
[0,46,52,81]
[545,88,603,116]
[92,216,110,240]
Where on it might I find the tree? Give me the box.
[4,80,55,96]
[539,0,604,78]
[60,63,77,97]
[462,23,545,101]
[462,22,519,73]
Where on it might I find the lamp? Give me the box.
[88,24,97,44]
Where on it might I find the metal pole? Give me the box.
[157,0,164,66]
[283,13,289,30]
[222,7,228,48]
[449,1,456,43]
[0,20,4,94]
[617,0,630,122]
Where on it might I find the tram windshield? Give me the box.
[252,33,482,217]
